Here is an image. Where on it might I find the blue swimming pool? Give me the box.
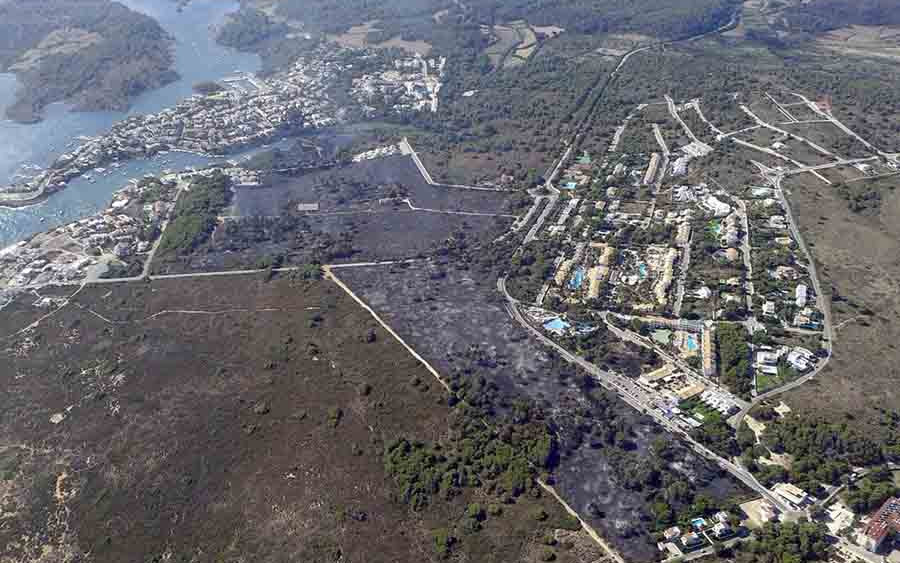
[638,263,648,279]
[691,517,707,530]
[686,334,699,352]
[568,266,586,290]
[543,317,570,333]
[562,181,578,190]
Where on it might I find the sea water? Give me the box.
[0,0,261,247]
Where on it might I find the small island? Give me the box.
[0,0,179,124]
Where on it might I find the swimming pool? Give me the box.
[686,334,699,352]
[562,181,578,190]
[543,317,570,333]
[691,517,708,530]
[638,263,648,279]
[568,266,586,290]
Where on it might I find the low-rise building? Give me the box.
[681,532,704,549]
[862,497,900,553]
[664,526,682,541]
[712,522,734,539]
[773,483,811,508]
[795,283,808,307]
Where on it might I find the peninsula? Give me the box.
[0,0,177,124]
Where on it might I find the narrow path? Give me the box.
[537,479,626,563]
[399,138,507,192]
[323,265,452,393]
[1,283,85,341]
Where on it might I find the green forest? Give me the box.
[0,0,177,122]
[157,172,231,255]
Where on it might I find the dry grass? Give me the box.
[0,274,591,562]
[780,173,900,442]
[9,28,103,72]
[816,25,900,63]
[328,21,432,56]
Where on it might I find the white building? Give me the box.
[795,284,808,308]
[774,483,811,508]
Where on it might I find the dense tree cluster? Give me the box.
[845,466,899,515]
[216,8,288,50]
[383,405,557,510]
[272,0,740,42]
[717,323,753,399]
[158,172,231,255]
[757,414,886,494]
[733,521,830,563]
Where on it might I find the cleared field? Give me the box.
[327,21,432,55]
[327,21,378,48]
[780,173,900,444]
[485,24,521,68]
[816,25,900,63]
[506,22,539,67]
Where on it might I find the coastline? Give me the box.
[0,142,266,209]
[0,190,50,210]
[0,14,179,126]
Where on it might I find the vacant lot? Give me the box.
[0,275,598,563]
[780,122,873,159]
[779,173,900,443]
[327,21,432,55]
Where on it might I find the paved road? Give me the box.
[666,95,712,150]
[497,276,797,516]
[733,172,834,427]
[735,199,756,315]
[602,313,751,411]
